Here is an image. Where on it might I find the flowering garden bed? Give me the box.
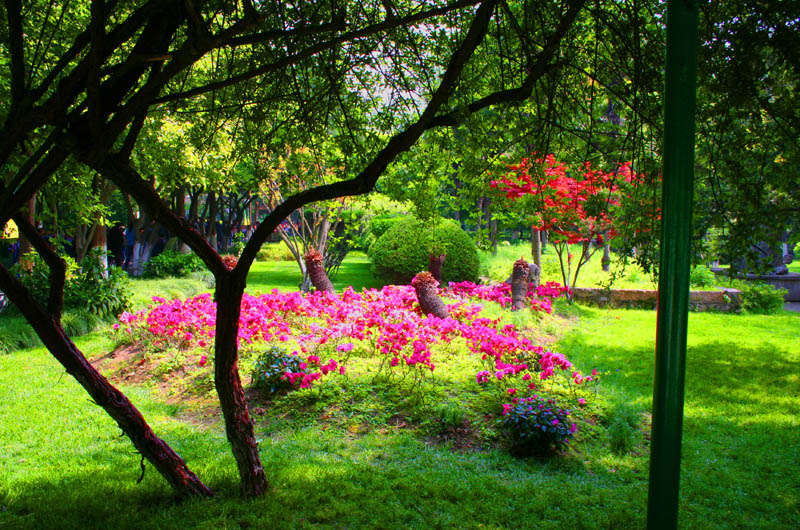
[111,280,600,454]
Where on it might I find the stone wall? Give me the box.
[572,287,742,312]
[711,269,800,302]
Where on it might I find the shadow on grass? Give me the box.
[557,323,800,529]
[2,425,627,530]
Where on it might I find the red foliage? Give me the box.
[490,154,635,245]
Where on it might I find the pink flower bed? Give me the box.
[117,282,591,410]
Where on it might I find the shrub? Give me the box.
[11,249,132,320]
[251,346,309,394]
[369,214,411,240]
[142,250,204,278]
[500,395,576,456]
[68,256,133,320]
[369,218,479,284]
[256,242,295,262]
[690,265,716,288]
[739,282,787,314]
[360,214,411,253]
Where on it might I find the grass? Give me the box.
[2,288,799,527]
[481,242,729,291]
[246,252,384,294]
[557,307,800,528]
[481,242,659,290]
[2,250,798,528]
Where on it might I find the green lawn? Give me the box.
[1,297,798,528]
[246,252,384,294]
[481,242,660,290]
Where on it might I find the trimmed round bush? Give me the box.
[369,218,479,284]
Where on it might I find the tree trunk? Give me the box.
[531,227,541,269]
[213,274,269,497]
[90,223,109,278]
[490,219,498,255]
[412,272,449,319]
[175,187,189,254]
[602,242,611,272]
[529,262,541,289]
[304,248,335,293]
[0,265,213,498]
[511,258,530,311]
[428,253,445,284]
[205,192,218,251]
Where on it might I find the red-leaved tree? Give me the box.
[491,154,640,299]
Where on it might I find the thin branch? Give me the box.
[152,0,482,104]
[0,147,70,232]
[427,0,587,128]
[88,0,106,138]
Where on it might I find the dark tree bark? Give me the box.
[17,194,35,270]
[428,253,446,284]
[0,261,213,499]
[304,248,335,293]
[213,274,269,496]
[511,258,530,311]
[412,271,449,319]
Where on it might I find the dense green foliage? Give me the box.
[689,265,717,288]
[11,250,132,320]
[256,242,295,262]
[141,251,204,279]
[369,218,479,284]
[738,282,788,315]
[360,214,412,253]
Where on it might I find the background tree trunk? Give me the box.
[428,253,445,284]
[531,227,542,269]
[602,242,611,271]
[511,258,530,311]
[304,248,335,293]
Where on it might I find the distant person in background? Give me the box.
[108,223,125,267]
[124,224,135,269]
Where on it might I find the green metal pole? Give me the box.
[647,1,698,529]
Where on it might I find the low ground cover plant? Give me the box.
[500,394,576,455]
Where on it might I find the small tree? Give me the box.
[492,154,638,300]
